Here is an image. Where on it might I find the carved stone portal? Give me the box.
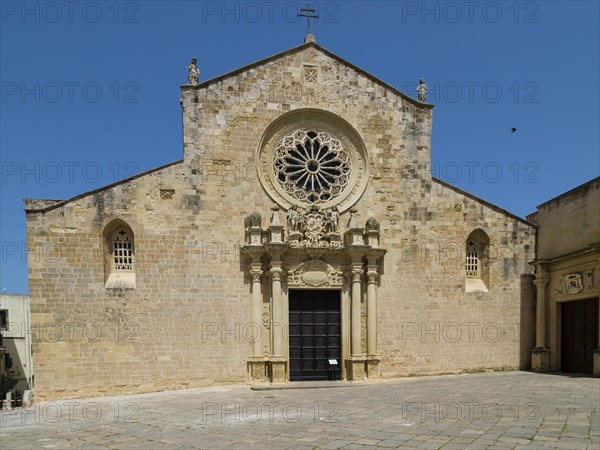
[243,209,385,384]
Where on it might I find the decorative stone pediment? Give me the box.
[287,260,343,288]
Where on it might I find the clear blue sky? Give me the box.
[1,1,599,294]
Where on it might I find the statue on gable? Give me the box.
[417,78,427,102]
[187,57,199,85]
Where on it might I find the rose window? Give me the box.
[273,130,351,204]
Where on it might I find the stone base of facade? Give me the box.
[346,356,381,380]
[248,356,288,383]
[346,356,367,381]
[269,357,287,383]
[250,356,382,382]
[531,347,550,372]
[594,349,600,377]
[366,356,381,379]
[247,357,269,383]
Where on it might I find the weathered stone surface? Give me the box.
[25,42,536,400]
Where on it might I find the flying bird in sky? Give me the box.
[511,128,517,133]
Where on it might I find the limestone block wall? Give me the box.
[26,42,535,400]
[376,180,535,376]
[25,162,254,400]
[534,178,600,260]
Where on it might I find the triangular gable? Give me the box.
[433,177,534,226]
[183,41,433,110]
[24,159,183,213]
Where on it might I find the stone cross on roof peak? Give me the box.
[298,2,318,43]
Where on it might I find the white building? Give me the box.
[0,294,34,397]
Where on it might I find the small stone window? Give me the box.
[466,241,479,277]
[113,228,134,271]
[465,229,490,293]
[160,189,175,200]
[104,220,136,289]
[304,65,318,83]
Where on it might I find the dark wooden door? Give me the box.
[561,298,598,374]
[289,290,341,381]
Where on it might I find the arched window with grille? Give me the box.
[465,229,490,292]
[103,220,136,289]
[466,240,480,278]
[113,228,134,271]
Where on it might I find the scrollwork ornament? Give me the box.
[327,266,343,285]
[262,309,270,330]
[549,276,564,299]
[586,269,595,290]
[287,269,303,285]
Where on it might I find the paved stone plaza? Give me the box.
[1,372,598,449]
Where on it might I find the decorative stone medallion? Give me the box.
[287,260,343,288]
[565,273,583,294]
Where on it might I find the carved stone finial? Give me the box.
[417,78,427,102]
[304,33,316,43]
[187,57,199,85]
[366,217,380,232]
[348,208,358,229]
[271,206,281,227]
[244,212,262,229]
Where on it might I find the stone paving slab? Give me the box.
[0,372,598,449]
[251,381,356,391]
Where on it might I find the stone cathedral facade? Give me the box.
[25,40,536,400]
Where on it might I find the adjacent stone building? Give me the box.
[25,39,536,400]
[528,177,600,375]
